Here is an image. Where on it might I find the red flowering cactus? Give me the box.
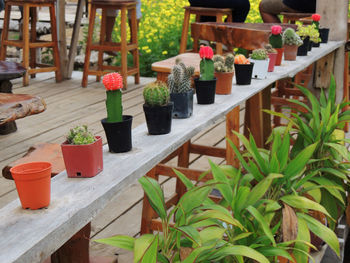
[103,73,123,123]
[271,25,282,35]
[312,14,321,22]
[103,72,123,91]
[269,25,283,48]
[199,46,214,59]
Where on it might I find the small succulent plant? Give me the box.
[199,46,214,81]
[143,81,170,107]
[167,58,194,93]
[250,49,268,60]
[297,24,321,43]
[213,54,235,72]
[67,125,96,145]
[283,28,303,46]
[269,25,283,48]
[264,44,277,54]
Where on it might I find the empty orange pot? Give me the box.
[10,162,52,210]
[214,71,234,95]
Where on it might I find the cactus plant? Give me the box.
[143,81,170,107]
[103,73,123,123]
[264,44,277,54]
[199,46,214,81]
[250,49,268,60]
[312,13,321,29]
[269,25,283,48]
[213,54,234,73]
[283,28,303,46]
[234,54,250,64]
[167,58,194,93]
[67,125,95,145]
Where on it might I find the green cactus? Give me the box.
[264,44,277,54]
[200,58,214,81]
[106,90,123,123]
[225,54,234,71]
[269,34,283,48]
[143,81,170,106]
[283,28,303,46]
[213,54,234,73]
[167,59,194,93]
[67,125,95,145]
[250,49,268,60]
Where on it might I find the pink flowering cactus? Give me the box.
[103,72,123,91]
[271,25,282,35]
[199,46,214,59]
[312,14,321,22]
[103,73,123,123]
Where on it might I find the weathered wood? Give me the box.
[314,52,335,89]
[190,23,297,51]
[0,93,46,125]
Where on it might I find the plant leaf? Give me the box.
[134,234,157,263]
[94,235,135,251]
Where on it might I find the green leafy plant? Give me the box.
[213,54,235,72]
[143,81,170,106]
[250,49,268,60]
[283,28,303,46]
[167,58,194,93]
[66,125,95,145]
[297,24,321,43]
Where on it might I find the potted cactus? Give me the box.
[265,44,277,72]
[250,49,269,79]
[234,54,254,85]
[296,25,311,56]
[61,125,103,178]
[143,81,173,135]
[101,72,133,153]
[194,46,216,104]
[213,53,235,95]
[282,28,303,61]
[269,25,284,66]
[168,58,194,118]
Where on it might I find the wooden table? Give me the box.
[0,41,344,263]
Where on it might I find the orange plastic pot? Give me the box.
[275,47,284,66]
[10,162,52,210]
[214,71,234,95]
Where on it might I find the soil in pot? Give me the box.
[170,90,193,118]
[10,162,52,209]
[62,136,103,177]
[194,78,216,104]
[267,53,277,72]
[214,71,234,95]
[275,47,284,66]
[234,63,254,85]
[250,59,269,79]
[319,28,329,43]
[101,115,133,153]
[283,45,298,61]
[297,37,310,56]
[143,102,173,135]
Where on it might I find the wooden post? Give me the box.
[57,0,68,79]
[316,0,349,102]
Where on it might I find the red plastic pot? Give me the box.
[267,53,277,72]
[10,162,52,209]
[275,47,284,66]
[61,136,103,178]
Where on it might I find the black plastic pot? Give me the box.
[234,63,254,85]
[143,103,173,135]
[297,37,310,56]
[319,28,329,43]
[101,115,133,153]
[308,40,313,52]
[194,78,216,105]
[312,41,320,47]
[170,89,193,118]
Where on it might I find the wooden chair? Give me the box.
[179,6,233,54]
[281,12,313,24]
[0,0,62,86]
[81,0,140,89]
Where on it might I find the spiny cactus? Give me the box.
[67,125,95,145]
[264,44,277,54]
[103,72,123,123]
[167,58,194,93]
[199,46,214,81]
[251,49,268,60]
[283,28,303,46]
[269,34,283,48]
[213,54,234,73]
[143,81,170,107]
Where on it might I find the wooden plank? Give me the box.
[314,52,335,89]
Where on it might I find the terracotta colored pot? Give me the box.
[267,53,277,72]
[275,47,284,66]
[61,136,103,178]
[283,45,298,61]
[214,71,234,95]
[10,162,52,209]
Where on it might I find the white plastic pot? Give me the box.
[250,58,270,79]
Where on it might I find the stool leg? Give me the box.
[82,5,96,87]
[179,9,190,54]
[0,3,11,60]
[226,107,240,168]
[215,14,223,55]
[97,8,107,83]
[130,6,139,84]
[30,7,37,79]
[120,6,128,88]
[22,4,30,86]
[49,3,62,82]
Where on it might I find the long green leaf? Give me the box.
[257,247,293,261]
[293,217,311,263]
[173,169,194,190]
[141,235,158,263]
[212,244,270,263]
[94,235,135,251]
[209,160,233,204]
[280,195,331,217]
[325,142,350,161]
[134,234,157,263]
[199,226,226,244]
[174,226,201,246]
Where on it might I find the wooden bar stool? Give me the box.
[179,6,233,54]
[81,0,140,89]
[0,0,62,86]
[281,12,313,24]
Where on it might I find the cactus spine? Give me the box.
[168,58,194,93]
[200,58,214,81]
[143,81,170,106]
[269,34,283,48]
[213,54,234,72]
[106,90,123,123]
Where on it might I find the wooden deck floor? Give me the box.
[0,72,245,262]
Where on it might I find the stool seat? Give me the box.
[5,0,56,3]
[184,6,232,15]
[281,12,313,24]
[90,0,136,7]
